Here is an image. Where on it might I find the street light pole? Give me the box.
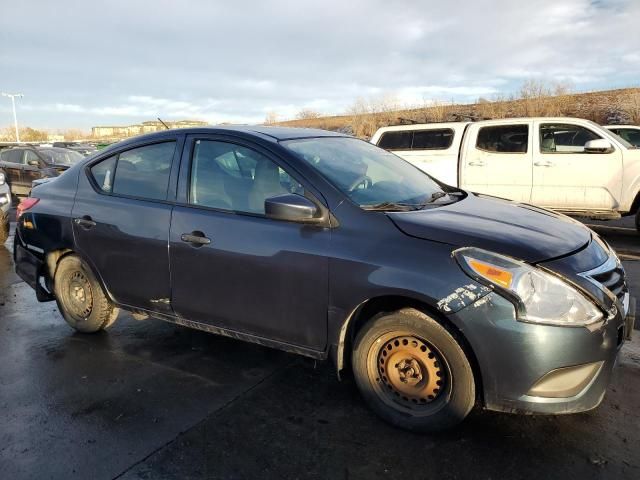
[1,92,24,142]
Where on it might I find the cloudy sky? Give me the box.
[1,0,639,130]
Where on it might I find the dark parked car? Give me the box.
[14,126,635,431]
[52,142,98,156]
[0,146,84,196]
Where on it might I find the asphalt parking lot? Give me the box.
[1,212,639,480]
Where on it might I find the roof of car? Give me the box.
[111,125,347,149]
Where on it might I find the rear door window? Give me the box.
[476,125,529,153]
[88,141,176,200]
[112,142,176,200]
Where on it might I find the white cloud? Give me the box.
[0,0,638,128]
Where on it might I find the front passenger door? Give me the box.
[169,136,330,351]
[531,122,622,210]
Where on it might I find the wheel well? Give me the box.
[629,190,640,216]
[337,295,484,405]
[45,248,75,280]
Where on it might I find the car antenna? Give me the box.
[157,117,170,130]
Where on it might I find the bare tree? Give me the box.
[296,109,322,120]
[264,111,279,125]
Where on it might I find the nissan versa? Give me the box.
[14,126,635,431]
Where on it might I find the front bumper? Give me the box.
[451,293,629,415]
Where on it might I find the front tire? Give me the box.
[352,308,475,432]
[54,255,118,333]
[635,210,640,233]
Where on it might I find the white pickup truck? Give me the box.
[371,118,640,229]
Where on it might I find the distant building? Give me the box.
[91,120,208,139]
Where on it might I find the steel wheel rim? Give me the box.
[367,332,451,416]
[64,270,94,319]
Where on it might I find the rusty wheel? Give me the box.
[368,332,451,415]
[353,309,475,431]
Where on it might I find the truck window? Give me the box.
[412,129,454,149]
[476,125,528,153]
[378,131,412,150]
[378,129,454,151]
[540,124,601,153]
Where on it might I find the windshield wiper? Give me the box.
[362,201,421,212]
[429,191,448,202]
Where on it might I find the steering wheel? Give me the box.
[347,175,372,192]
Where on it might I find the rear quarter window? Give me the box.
[90,156,117,192]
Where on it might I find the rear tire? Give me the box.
[635,210,640,233]
[54,255,119,333]
[352,308,475,432]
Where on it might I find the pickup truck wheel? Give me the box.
[352,308,475,432]
[54,255,119,333]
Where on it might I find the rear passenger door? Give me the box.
[460,122,532,203]
[72,137,183,313]
[169,135,330,351]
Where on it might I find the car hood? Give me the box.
[387,193,591,263]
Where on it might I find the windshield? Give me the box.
[39,148,84,165]
[282,137,447,209]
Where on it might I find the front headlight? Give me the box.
[0,172,5,185]
[454,247,603,327]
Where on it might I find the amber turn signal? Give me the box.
[468,259,513,288]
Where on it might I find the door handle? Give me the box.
[467,160,485,167]
[534,160,554,167]
[180,231,211,246]
[74,216,96,229]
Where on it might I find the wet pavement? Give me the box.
[1,213,639,479]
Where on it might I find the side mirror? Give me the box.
[28,159,40,166]
[265,193,321,223]
[584,139,613,153]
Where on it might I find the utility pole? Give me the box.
[1,92,24,142]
